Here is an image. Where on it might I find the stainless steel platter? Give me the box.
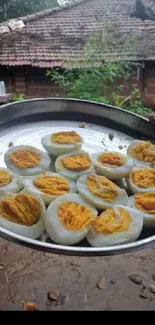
[0,98,155,256]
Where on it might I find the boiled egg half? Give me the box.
[127,140,155,167]
[77,173,128,210]
[55,150,94,181]
[4,145,51,176]
[0,189,46,239]
[22,172,77,205]
[41,130,84,156]
[126,165,155,194]
[45,193,98,245]
[0,167,22,193]
[127,192,155,227]
[91,151,133,180]
[86,205,143,247]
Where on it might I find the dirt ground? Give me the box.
[1,237,155,310]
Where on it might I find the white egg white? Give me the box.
[22,172,77,205]
[55,150,94,181]
[127,140,155,167]
[77,173,128,210]
[91,151,133,180]
[4,145,51,176]
[127,194,155,228]
[126,165,155,194]
[86,205,143,247]
[0,189,46,239]
[0,167,23,193]
[41,131,84,156]
[45,193,98,245]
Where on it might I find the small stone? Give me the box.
[22,301,38,311]
[128,274,142,285]
[119,145,123,150]
[79,122,85,128]
[96,275,106,290]
[152,273,155,281]
[149,297,153,302]
[149,284,155,294]
[139,291,147,299]
[0,264,4,270]
[108,132,114,141]
[110,279,116,284]
[8,142,13,147]
[142,285,147,290]
[149,255,153,260]
[47,290,60,301]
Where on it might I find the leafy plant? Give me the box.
[111,88,153,115]
[11,92,27,102]
[46,23,153,116]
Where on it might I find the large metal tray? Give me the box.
[0,98,155,256]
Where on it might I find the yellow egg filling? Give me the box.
[135,193,155,214]
[58,202,95,231]
[131,169,155,188]
[61,154,91,171]
[51,131,81,144]
[9,149,41,168]
[0,193,41,226]
[0,170,12,186]
[92,208,131,234]
[97,152,125,168]
[132,141,155,163]
[86,175,118,202]
[33,175,70,195]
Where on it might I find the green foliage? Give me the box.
[111,88,153,115]
[46,59,131,101]
[11,92,27,102]
[0,0,57,21]
[46,24,153,116]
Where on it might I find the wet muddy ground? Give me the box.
[1,237,155,310]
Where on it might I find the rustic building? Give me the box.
[0,0,155,107]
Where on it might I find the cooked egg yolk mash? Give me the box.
[132,141,155,162]
[98,152,125,168]
[86,175,118,202]
[51,131,81,144]
[92,208,131,234]
[33,175,70,195]
[0,170,12,186]
[131,169,155,188]
[61,154,91,171]
[58,202,95,231]
[135,193,155,214]
[9,149,41,168]
[0,193,41,226]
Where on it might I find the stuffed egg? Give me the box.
[127,192,155,227]
[127,140,155,167]
[77,174,128,210]
[0,167,22,193]
[86,205,143,247]
[55,150,94,181]
[22,172,77,205]
[45,193,98,245]
[41,130,84,156]
[91,151,133,180]
[4,145,51,176]
[0,189,46,239]
[126,165,155,194]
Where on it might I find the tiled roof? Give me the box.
[0,0,155,68]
